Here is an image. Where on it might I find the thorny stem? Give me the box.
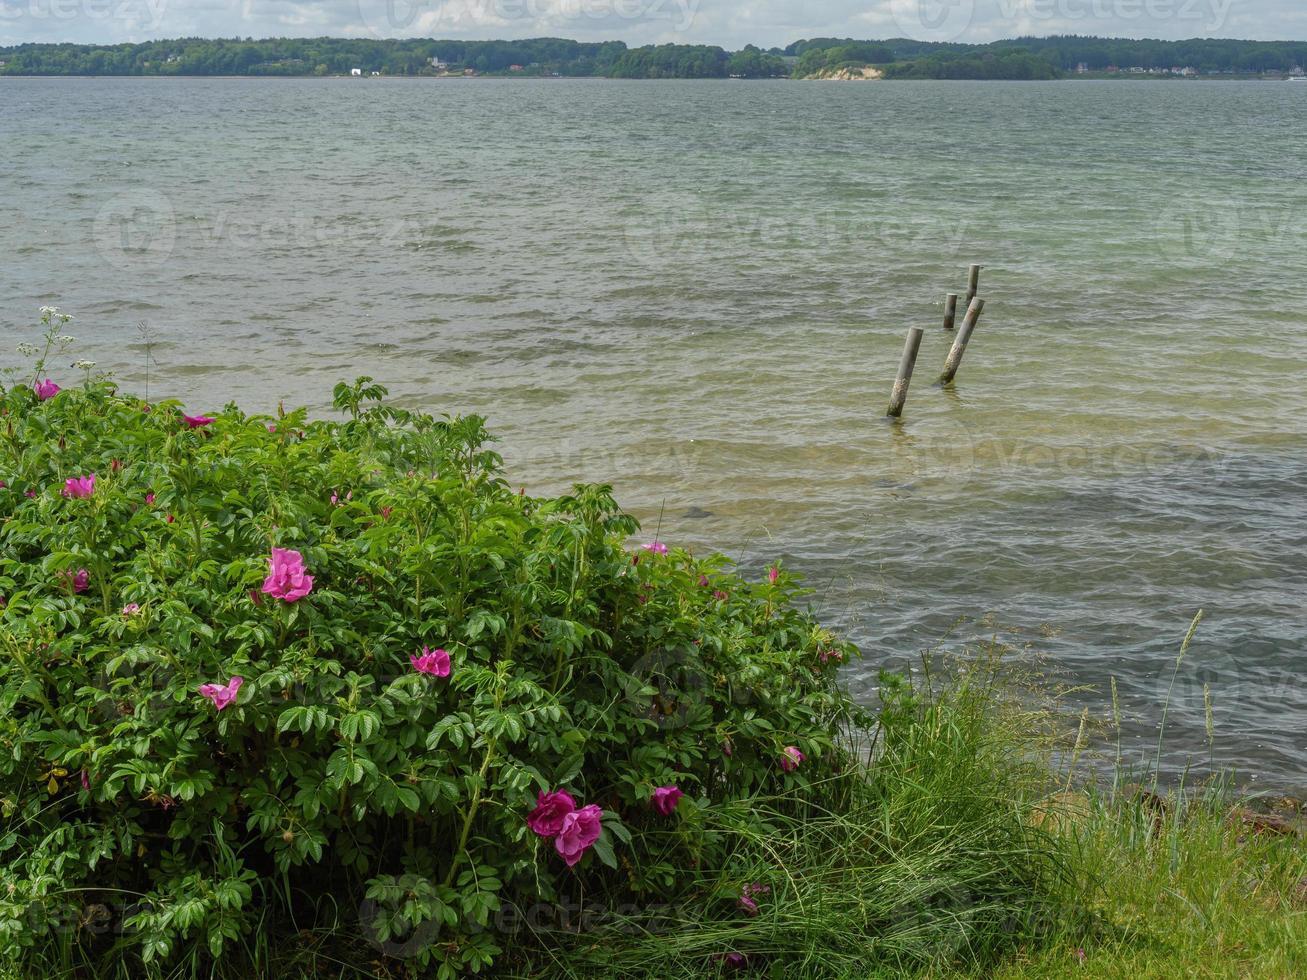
[442,668,505,888]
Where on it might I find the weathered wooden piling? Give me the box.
[886,326,925,418]
[939,297,984,385]
[942,293,958,330]
[966,264,981,304]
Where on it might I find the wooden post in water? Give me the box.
[939,297,984,385]
[942,293,959,330]
[886,327,925,419]
[966,264,981,304]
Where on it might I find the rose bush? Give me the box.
[0,321,857,976]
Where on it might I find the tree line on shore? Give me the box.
[1,35,1304,80]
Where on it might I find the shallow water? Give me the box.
[3,77,1306,790]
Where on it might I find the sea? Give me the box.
[3,76,1305,790]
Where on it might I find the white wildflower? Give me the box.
[74,359,96,371]
[39,305,60,315]
[57,335,76,344]
[16,343,38,356]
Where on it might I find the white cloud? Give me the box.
[0,0,1303,48]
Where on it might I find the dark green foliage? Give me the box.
[795,42,895,76]
[0,36,627,77]
[882,51,1062,81]
[608,44,731,80]
[725,45,789,78]
[0,315,856,976]
[789,34,1307,75]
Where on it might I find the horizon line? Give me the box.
[3,32,1307,50]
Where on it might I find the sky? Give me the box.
[0,0,1302,50]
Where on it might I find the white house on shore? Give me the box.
[351,68,362,76]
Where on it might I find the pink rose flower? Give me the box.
[768,565,779,585]
[526,789,577,838]
[63,568,90,594]
[651,785,684,816]
[145,492,155,505]
[780,746,805,773]
[183,414,213,429]
[554,803,602,867]
[62,474,95,499]
[199,675,243,711]
[122,603,141,616]
[737,882,770,916]
[642,541,668,555]
[410,646,451,678]
[261,547,314,602]
[35,379,60,400]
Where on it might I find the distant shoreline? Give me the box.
[0,73,1298,82]
[3,34,1304,82]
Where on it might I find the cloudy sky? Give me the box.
[0,0,1301,49]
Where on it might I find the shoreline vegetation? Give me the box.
[1,310,1305,977]
[1,35,1306,82]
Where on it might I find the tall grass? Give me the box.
[998,785,1307,978]
[506,652,1082,978]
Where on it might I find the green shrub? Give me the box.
[0,311,856,977]
[519,660,1081,979]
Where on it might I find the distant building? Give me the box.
[1106,65,1119,73]
[351,68,362,76]
[1179,66,1197,77]
[509,64,525,72]
[1075,63,1089,74]
[371,71,380,76]
[463,68,476,76]
[1290,66,1305,77]
[429,56,448,69]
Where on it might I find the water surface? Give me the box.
[3,77,1306,789]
